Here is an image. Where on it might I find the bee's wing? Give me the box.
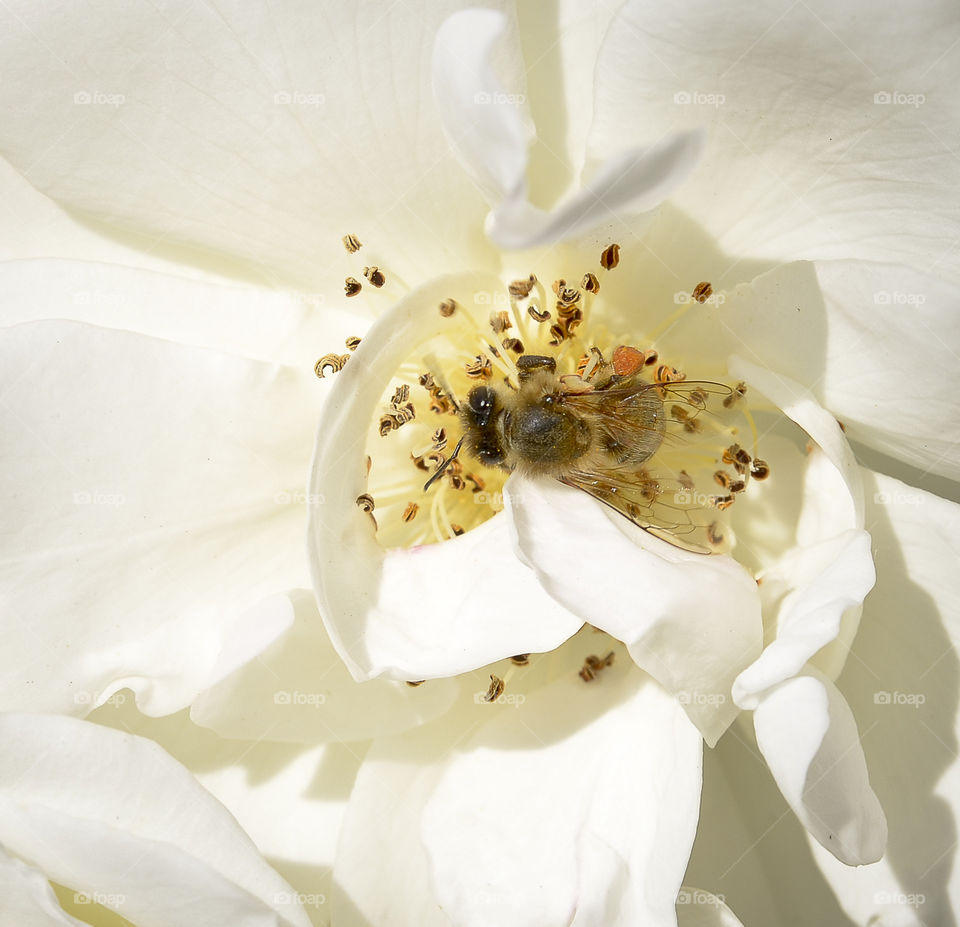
[560,467,716,554]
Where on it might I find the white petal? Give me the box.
[805,470,960,924]
[676,889,744,927]
[0,2,502,286]
[421,668,702,927]
[433,9,703,249]
[0,321,315,715]
[506,475,762,745]
[752,671,887,865]
[0,847,86,927]
[1,258,370,367]
[191,590,458,743]
[309,273,583,681]
[588,0,960,279]
[0,713,312,927]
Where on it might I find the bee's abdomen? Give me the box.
[504,403,591,470]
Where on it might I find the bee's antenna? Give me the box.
[423,436,465,492]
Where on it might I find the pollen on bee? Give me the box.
[613,345,646,377]
[692,281,713,303]
[438,298,458,317]
[314,353,350,378]
[508,274,537,299]
[401,502,419,522]
[579,651,615,682]
[363,266,386,288]
[483,675,505,702]
[527,304,551,323]
[342,233,362,253]
[600,243,621,269]
[344,276,362,297]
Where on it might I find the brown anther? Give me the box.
[483,675,505,702]
[553,280,581,308]
[465,355,493,380]
[711,494,735,510]
[683,419,702,434]
[837,419,847,433]
[448,474,466,491]
[502,337,524,354]
[722,444,743,466]
[714,471,731,488]
[344,277,362,297]
[655,364,686,383]
[671,404,690,422]
[418,372,436,389]
[613,345,646,377]
[510,654,530,666]
[688,388,708,407]
[729,480,746,493]
[581,272,600,294]
[391,384,410,405]
[579,651,615,682]
[379,415,400,436]
[722,382,747,409]
[402,502,419,523]
[508,274,538,299]
[432,428,447,451]
[342,233,362,253]
[406,680,425,687]
[490,310,512,334]
[466,472,486,492]
[450,523,465,536]
[548,323,566,346]
[356,493,375,512]
[600,243,621,269]
[692,281,713,303]
[678,470,695,491]
[425,451,445,470]
[707,522,724,546]
[411,453,428,471]
[314,353,348,378]
[527,305,551,323]
[366,455,372,475]
[750,459,771,480]
[363,266,386,288]
[735,447,752,466]
[643,350,659,366]
[345,336,362,351]
[439,298,457,317]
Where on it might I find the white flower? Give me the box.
[0,1,957,925]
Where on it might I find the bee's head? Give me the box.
[464,385,498,428]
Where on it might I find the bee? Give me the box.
[424,354,734,551]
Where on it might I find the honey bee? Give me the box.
[424,353,734,551]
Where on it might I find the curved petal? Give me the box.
[190,590,459,743]
[0,1,505,286]
[588,0,960,280]
[308,273,583,682]
[0,713,312,927]
[421,668,702,927]
[729,359,876,706]
[752,671,887,865]
[805,470,960,924]
[505,476,763,746]
[0,321,316,716]
[0,847,87,927]
[0,258,371,367]
[433,9,704,250]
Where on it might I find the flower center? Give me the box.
[320,239,769,554]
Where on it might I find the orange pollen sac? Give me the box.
[612,345,646,376]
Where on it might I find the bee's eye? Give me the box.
[466,386,497,427]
